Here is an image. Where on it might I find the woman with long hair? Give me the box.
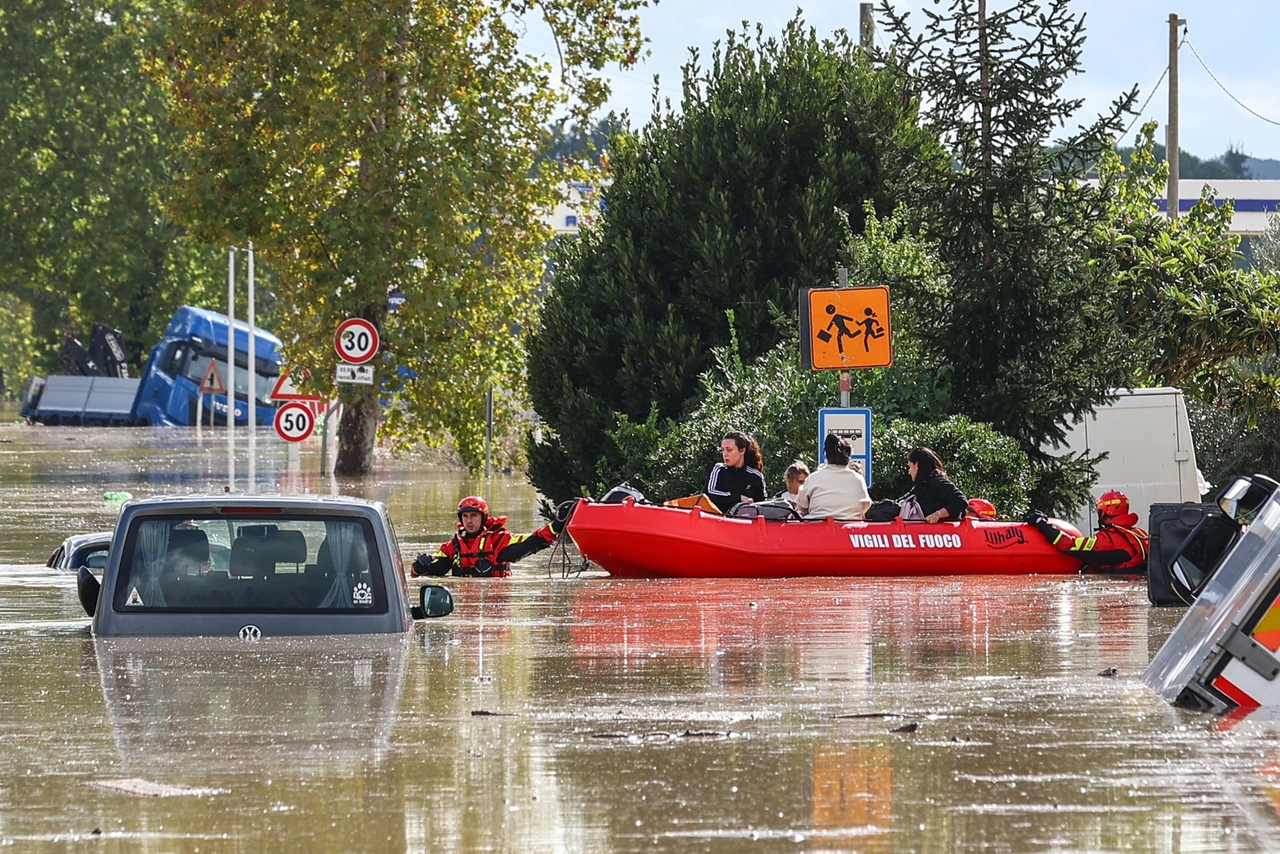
[906,447,968,524]
[705,430,767,514]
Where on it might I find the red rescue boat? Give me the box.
[565,499,1083,579]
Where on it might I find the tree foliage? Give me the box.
[526,15,944,501]
[879,0,1137,508]
[0,0,225,378]
[157,0,646,473]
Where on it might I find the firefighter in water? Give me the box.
[412,496,573,578]
[1023,490,1149,573]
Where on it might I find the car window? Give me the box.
[111,514,386,614]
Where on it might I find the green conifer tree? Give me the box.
[879,0,1138,510]
[526,16,943,500]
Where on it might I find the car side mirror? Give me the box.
[411,584,454,620]
[1168,515,1242,605]
[1217,476,1278,524]
[77,566,100,618]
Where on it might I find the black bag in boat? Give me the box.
[601,482,646,504]
[865,499,901,522]
[729,499,801,521]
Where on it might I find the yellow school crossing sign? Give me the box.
[799,286,892,369]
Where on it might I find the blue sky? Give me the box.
[537,1,1280,162]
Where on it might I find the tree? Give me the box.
[157,0,646,473]
[879,0,1137,510]
[526,15,944,501]
[1093,123,1280,399]
[0,0,225,378]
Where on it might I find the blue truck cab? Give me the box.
[132,306,283,427]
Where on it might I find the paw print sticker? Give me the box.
[352,582,373,606]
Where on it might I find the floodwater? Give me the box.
[2,419,1280,852]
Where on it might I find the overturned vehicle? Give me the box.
[1143,474,1280,714]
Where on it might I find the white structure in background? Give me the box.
[1051,388,1203,535]
[1086,178,1280,235]
[1160,179,1280,235]
[549,181,609,235]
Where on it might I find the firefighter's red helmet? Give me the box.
[457,495,489,519]
[967,498,997,519]
[1095,490,1130,518]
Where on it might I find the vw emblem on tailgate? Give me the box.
[238,625,262,642]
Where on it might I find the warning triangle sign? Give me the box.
[126,587,144,607]
[269,366,324,401]
[198,360,227,394]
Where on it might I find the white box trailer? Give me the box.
[1053,387,1204,535]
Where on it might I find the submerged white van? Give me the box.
[1053,387,1205,534]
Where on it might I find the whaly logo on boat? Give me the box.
[848,532,962,549]
[983,527,1027,549]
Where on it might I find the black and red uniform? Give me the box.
[1028,511,1149,573]
[412,515,556,578]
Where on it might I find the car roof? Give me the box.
[119,494,386,516]
[61,531,113,551]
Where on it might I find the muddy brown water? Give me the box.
[2,420,1278,852]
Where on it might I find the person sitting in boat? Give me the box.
[797,434,871,520]
[412,495,569,578]
[907,447,968,524]
[1022,490,1149,573]
[705,430,767,514]
[774,461,811,505]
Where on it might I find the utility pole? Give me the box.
[1167,13,1185,221]
[860,3,874,48]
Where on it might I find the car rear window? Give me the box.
[111,514,387,614]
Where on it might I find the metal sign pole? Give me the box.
[837,267,850,408]
[247,242,257,494]
[227,247,236,491]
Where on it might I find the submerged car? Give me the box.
[47,531,113,572]
[77,494,453,636]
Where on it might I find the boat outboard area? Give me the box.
[1142,474,1280,718]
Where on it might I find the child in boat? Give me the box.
[797,434,871,520]
[412,495,570,578]
[705,430,767,514]
[774,461,810,505]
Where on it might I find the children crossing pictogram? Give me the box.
[800,286,892,369]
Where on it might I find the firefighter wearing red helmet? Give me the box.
[412,495,575,578]
[1022,490,1149,573]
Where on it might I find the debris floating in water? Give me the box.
[890,722,919,734]
[103,491,132,503]
[89,778,223,797]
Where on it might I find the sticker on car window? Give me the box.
[126,587,143,607]
[353,583,372,606]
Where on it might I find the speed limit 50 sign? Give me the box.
[274,402,315,443]
[334,318,380,365]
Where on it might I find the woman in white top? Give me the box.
[797,434,871,520]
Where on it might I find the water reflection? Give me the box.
[96,636,407,771]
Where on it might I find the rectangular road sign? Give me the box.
[800,286,892,369]
[818,407,873,485]
[335,363,374,385]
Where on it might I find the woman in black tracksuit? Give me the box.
[705,430,767,514]
[907,447,969,524]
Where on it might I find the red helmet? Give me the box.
[967,498,997,519]
[457,495,489,520]
[1095,490,1130,519]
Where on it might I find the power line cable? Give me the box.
[1120,55,1173,144]
[1184,35,1280,128]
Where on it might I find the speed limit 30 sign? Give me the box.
[334,318,380,365]
[274,402,315,443]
